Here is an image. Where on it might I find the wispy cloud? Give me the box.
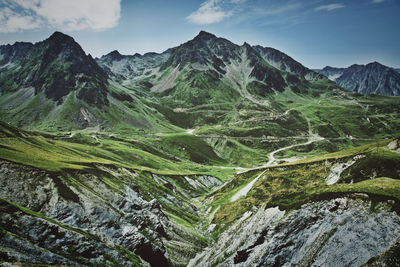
[251,3,301,16]
[371,0,384,3]
[186,0,232,25]
[314,3,345,12]
[0,0,121,33]
[230,0,248,3]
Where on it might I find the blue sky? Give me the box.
[0,0,399,68]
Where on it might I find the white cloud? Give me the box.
[371,0,384,3]
[186,0,233,25]
[314,3,345,11]
[0,0,121,33]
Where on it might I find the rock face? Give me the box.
[0,160,170,266]
[96,50,170,83]
[316,62,400,96]
[189,197,400,267]
[252,45,325,81]
[0,159,225,266]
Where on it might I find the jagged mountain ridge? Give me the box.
[96,49,171,83]
[97,30,332,103]
[316,62,400,96]
[0,32,181,131]
[252,45,325,81]
[1,30,339,132]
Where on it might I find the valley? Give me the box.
[1,31,400,266]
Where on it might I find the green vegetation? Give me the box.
[210,139,400,233]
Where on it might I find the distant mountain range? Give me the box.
[1,30,399,135]
[315,62,400,96]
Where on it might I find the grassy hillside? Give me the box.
[207,139,400,235]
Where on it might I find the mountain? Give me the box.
[2,31,400,141]
[0,31,109,105]
[95,31,341,134]
[0,32,110,130]
[1,30,400,267]
[0,32,179,132]
[316,62,400,96]
[97,30,334,104]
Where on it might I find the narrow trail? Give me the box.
[231,117,324,202]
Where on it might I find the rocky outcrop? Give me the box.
[0,159,225,266]
[189,197,400,267]
[0,160,169,266]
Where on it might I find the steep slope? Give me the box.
[0,124,231,266]
[190,139,400,266]
[316,62,400,96]
[252,45,326,81]
[1,123,400,266]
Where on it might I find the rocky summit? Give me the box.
[1,31,400,267]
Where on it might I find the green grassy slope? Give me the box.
[209,139,400,234]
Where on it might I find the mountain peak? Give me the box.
[194,30,217,41]
[366,61,385,68]
[106,50,124,61]
[242,42,252,49]
[44,31,83,56]
[47,31,75,43]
